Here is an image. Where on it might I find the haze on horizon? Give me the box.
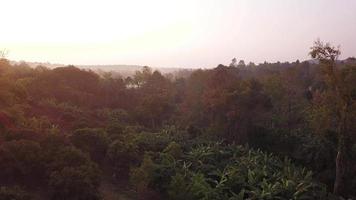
[1,0,356,68]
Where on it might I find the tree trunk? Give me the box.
[333,104,349,195]
[334,149,346,195]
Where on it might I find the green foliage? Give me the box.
[0,139,44,183]
[39,131,68,158]
[133,68,176,129]
[106,121,124,137]
[98,108,130,124]
[148,143,328,200]
[47,147,93,172]
[49,165,101,200]
[0,49,355,198]
[70,128,108,163]
[163,141,183,159]
[47,146,101,200]
[133,132,176,153]
[130,154,156,187]
[107,139,139,176]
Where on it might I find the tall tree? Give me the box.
[310,40,354,195]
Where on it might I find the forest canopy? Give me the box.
[0,43,355,199]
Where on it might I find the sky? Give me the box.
[1,0,356,68]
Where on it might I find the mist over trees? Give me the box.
[0,42,355,199]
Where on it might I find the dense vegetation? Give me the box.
[0,42,355,199]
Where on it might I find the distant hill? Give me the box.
[9,61,193,78]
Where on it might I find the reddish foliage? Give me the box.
[0,112,15,130]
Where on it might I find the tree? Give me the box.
[107,140,138,177]
[49,166,100,200]
[229,58,237,67]
[0,51,10,75]
[133,66,153,87]
[46,146,101,200]
[70,128,108,163]
[201,66,271,142]
[0,140,44,184]
[237,59,246,68]
[130,153,158,199]
[134,70,175,129]
[310,40,354,195]
[0,49,8,58]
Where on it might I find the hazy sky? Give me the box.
[1,0,356,68]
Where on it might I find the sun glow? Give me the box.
[1,0,356,67]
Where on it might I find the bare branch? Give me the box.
[0,49,9,58]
